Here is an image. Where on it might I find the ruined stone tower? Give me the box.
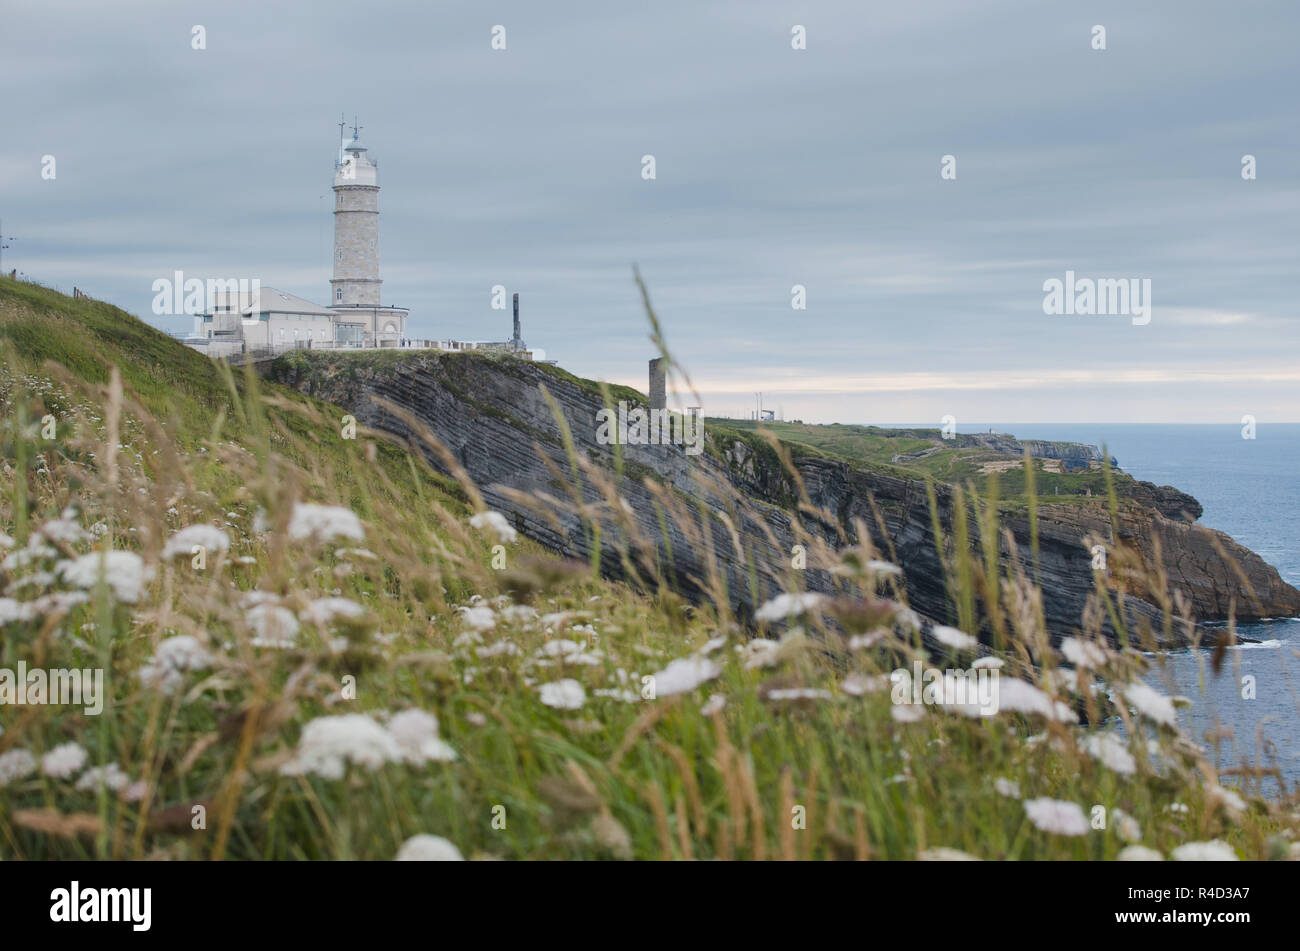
[330,130,381,308]
[648,357,666,410]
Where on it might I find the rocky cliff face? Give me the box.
[265,350,1300,645]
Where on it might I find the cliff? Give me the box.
[265,349,1300,645]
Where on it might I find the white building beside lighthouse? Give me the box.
[186,119,545,361]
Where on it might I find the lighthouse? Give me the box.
[328,118,407,344]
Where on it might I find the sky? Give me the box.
[3,0,1298,424]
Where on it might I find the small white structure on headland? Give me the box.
[188,119,544,361]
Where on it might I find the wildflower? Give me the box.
[1082,733,1137,775]
[162,524,230,559]
[0,749,37,785]
[36,518,90,545]
[1124,682,1178,727]
[766,687,832,702]
[1060,637,1108,669]
[994,778,1021,798]
[741,639,781,669]
[891,704,925,723]
[972,656,1003,669]
[396,834,464,861]
[650,655,721,696]
[997,678,1076,722]
[847,631,885,651]
[458,605,497,633]
[0,597,24,625]
[476,640,521,658]
[469,511,517,544]
[930,625,977,651]
[41,742,88,779]
[1110,808,1142,843]
[539,679,587,709]
[841,673,889,696]
[1208,784,1247,817]
[246,604,300,646]
[755,592,825,622]
[75,763,130,792]
[386,709,457,763]
[700,693,726,716]
[1116,845,1163,861]
[138,635,212,694]
[1170,840,1238,861]
[1023,798,1089,836]
[918,847,980,861]
[301,597,366,626]
[58,551,153,602]
[280,713,403,779]
[287,503,365,543]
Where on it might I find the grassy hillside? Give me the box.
[1,275,1295,861]
[715,418,1129,504]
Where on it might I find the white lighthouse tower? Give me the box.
[328,118,408,345]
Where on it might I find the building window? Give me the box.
[335,288,343,302]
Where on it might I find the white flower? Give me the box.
[972,656,1003,669]
[842,673,889,696]
[741,639,781,669]
[476,640,520,658]
[58,551,153,602]
[847,631,885,651]
[138,635,213,693]
[1082,733,1137,775]
[997,678,1076,722]
[1060,637,1108,669]
[162,524,230,560]
[0,597,25,625]
[1124,683,1178,727]
[0,749,37,785]
[1117,845,1164,861]
[287,503,365,543]
[539,679,586,710]
[36,518,90,545]
[754,592,825,623]
[650,655,721,696]
[458,606,497,633]
[469,511,517,544]
[1110,808,1142,843]
[246,604,300,646]
[1208,784,1247,816]
[41,742,88,779]
[281,714,403,780]
[1023,797,1089,836]
[867,560,903,577]
[931,625,977,651]
[301,597,366,626]
[395,834,464,861]
[891,704,925,723]
[766,688,832,702]
[0,531,14,549]
[994,777,1021,798]
[75,763,130,792]
[700,694,726,716]
[1170,840,1239,861]
[917,847,980,861]
[386,709,457,763]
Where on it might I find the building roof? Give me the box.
[207,286,336,317]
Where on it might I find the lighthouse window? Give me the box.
[335,288,343,302]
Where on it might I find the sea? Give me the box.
[961,423,1300,795]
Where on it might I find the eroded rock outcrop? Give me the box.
[266,350,1300,645]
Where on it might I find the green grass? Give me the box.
[0,275,1295,861]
